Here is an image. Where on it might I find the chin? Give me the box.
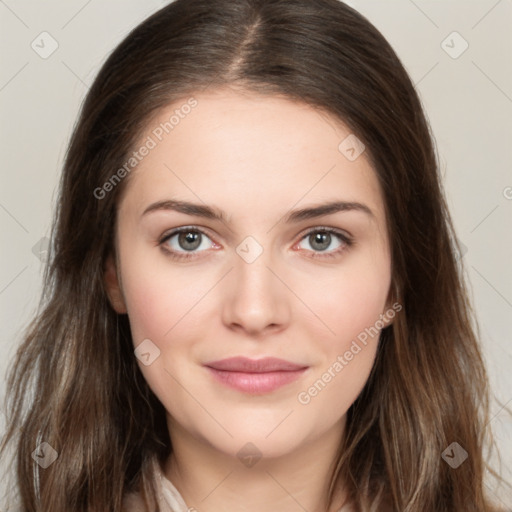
[203,422,307,461]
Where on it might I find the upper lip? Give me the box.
[204,356,307,373]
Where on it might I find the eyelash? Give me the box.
[158,226,354,261]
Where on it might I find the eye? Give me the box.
[295,227,353,259]
[159,227,217,260]
[158,226,353,261]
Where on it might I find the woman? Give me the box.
[1,0,509,510]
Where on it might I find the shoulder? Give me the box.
[121,456,190,512]
[122,490,147,512]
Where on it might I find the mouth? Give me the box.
[203,356,309,394]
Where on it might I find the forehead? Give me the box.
[118,88,385,225]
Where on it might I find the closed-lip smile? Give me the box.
[204,356,309,394]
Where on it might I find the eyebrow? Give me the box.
[141,199,374,223]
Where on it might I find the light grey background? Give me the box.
[1,0,511,508]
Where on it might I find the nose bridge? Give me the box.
[222,234,289,333]
[234,234,280,299]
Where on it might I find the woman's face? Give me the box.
[106,87,393,460]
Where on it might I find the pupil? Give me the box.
[311,232,330,251]
[177,231,331,252]
[179,231,200,251]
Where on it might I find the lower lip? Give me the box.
[205,367,308,394]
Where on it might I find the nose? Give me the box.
[221,242,290,337]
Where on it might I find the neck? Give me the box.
[163,416,351,512]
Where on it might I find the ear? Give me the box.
[104,253,127,314]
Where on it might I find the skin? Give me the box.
[104,86,393,512]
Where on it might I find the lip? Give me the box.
[204,356,306,372]
[204,357,309,394]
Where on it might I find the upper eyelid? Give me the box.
[159,225,216,243]
[159,225,352,247]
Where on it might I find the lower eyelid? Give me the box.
[295,230,351,255]
[159,227,352,258]
[160,229,217,251]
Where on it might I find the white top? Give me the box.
[122,457,190,512]
[123,456,351,511]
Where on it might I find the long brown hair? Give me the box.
[1,0,509,510]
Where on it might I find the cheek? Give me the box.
[120,264,206,403]
[123,280,171,344]
[293,254,390,410]
[122,239,391,358]
[295,273,388,418]
[120,254,207,344]
[117,243,391,448]
[302,256,391,349]
[297,343,378,428]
